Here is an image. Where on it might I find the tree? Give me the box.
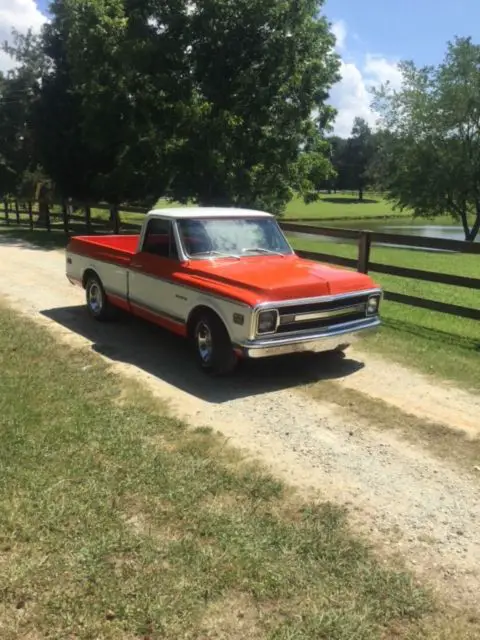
[0,30,47,198]
[326,135,347,192]
[373,36,480,241]
[343,118,375,201]
[168,0,340,210]
[37,0,340,212]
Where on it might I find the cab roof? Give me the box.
[148,207,273,219]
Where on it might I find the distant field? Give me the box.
[85,194,408,226]
[284,193,412,221]
[1,192,408,226]
[289,236,480,391]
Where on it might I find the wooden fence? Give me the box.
[1,199,479,321]
[281,222,480,321]
[0,199,147,235]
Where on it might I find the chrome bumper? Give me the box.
[240,316,380,359]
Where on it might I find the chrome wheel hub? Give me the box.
[88,282,102,314]
[196,321,213,364]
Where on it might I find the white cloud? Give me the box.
[331,19,347,51]
[329,21,402,137]
[0,0,46,73]
[363,54,402,88]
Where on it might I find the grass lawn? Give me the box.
[290,236,480,391]
[2,192,408,228]
[0,304,454,639]
[284,193,413,221]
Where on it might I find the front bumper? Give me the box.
[239,316,380,359]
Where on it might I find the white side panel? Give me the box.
[66,250,83,284]
[66,252,128,299]
[128,271,184,321]
[66,249,255,345]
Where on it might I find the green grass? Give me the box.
[2,303,471,639]
[0,192,420,229]
[290,236,480,391]
[284,193,413,221]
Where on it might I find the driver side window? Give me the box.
[143,219,179,260]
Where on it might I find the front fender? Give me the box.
[187,293,253,344]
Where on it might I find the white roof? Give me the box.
[148,206,273,219]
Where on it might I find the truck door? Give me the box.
[128,218,187,334]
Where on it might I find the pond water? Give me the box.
[290,216,479,251]
[327,217,477,242]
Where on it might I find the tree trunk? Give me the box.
[37,201,48,226]
[461,206,480,242]
[358,186,364,201]
[466,211,480,242]
[109,204,120,234]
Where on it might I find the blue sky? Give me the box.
[324,0,480,135]
[37,0,49,14]
[6,1,480,136]
[35,0,480,65]
[325,0,480,67]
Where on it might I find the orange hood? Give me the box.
[182,255,377,303]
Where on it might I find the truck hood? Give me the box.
[185,255,377,302]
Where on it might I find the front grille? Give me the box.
[277,311,366,334]
[280,294,370,316]
[275,293,373,335]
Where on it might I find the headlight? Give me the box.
[257,309,278,334]
[366,295,380,316]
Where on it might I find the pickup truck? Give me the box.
[66,207,382,375]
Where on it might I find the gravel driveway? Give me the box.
[0,236,478,608]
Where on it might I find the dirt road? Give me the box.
[0,236,479,608]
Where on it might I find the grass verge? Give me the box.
[0,302,467,639]
[290,237,480,392]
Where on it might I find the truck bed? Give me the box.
[68,235,139,267]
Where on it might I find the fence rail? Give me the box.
[1,199,479,320]
[281,222,480,321]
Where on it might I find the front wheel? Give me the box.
[193,312,237,376]
[85,275,116,321]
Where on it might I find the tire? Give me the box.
[192,311,237,376]
[85,274,117,321]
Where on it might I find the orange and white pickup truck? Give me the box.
[66,207,381,374]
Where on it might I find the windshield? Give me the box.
[177,217,293,259]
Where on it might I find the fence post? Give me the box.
[15,200,20,224]
[357,231,371,274]
[28,201,33,231]
[110,204,120,234]
[45,204,51,231]
[85,205,91,233]
[62,200,69,235]
[4,199,10,225]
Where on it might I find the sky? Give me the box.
[3,0,480,137]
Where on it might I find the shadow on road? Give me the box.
[319,196,379,205]
[0,221,140,252]
[0,227,69,251]
[41,305,365,403]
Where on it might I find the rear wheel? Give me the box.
[85,274,116,321]
[193,311,237,376]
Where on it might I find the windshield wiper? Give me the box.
[242,247,285,256]
[194,250,241,260]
